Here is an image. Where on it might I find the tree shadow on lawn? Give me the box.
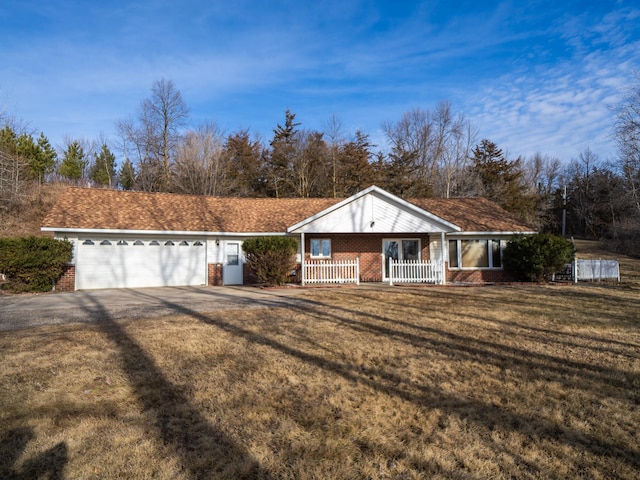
[80,296,273,479]
[131,288,640,475]
[0,427,68,480]
[241,287,639,401]
[352,286,640,350]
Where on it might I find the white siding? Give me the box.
[429,237,444,264]
[294,192,454,233]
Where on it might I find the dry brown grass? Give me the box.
[0,182,66,237]
[1,281,639,478]
[574,239,640,285]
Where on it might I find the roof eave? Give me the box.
[448,230,537,236]
[41,227,291,237]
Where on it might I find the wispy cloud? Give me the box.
[464,5,640,161]
[0,1,638,161]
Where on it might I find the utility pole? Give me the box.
[562,185,567,237]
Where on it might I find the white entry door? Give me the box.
[222,241,243,285]
[383,239,420,280]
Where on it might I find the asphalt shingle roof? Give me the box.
[42,187,533,233]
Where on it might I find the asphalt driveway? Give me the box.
[0,286,311,331]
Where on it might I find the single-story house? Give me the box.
[41,185,535,291]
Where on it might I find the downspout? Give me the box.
[441,231,447,285]
[300,232,306,286]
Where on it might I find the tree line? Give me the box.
[1,78,639,256]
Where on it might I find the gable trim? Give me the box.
[287,185,461,233]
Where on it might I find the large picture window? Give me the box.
[310,238,331,258]
[448,239,504,269]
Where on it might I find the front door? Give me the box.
[383,239,420,280]
[222,241,243,285]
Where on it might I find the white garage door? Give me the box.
[76,237,207,290]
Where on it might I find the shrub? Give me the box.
[0,236,73,292]
[242,236,298,286]
[502,233,575,282]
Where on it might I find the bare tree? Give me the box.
[0,148,28,210]
[173,122,228,196]
[383,101,475,197]
[614,75,640,217]
[325,114,344,198]
[116,79,189,191]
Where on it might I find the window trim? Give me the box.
[310,238,331,258]
[447,238,505,270]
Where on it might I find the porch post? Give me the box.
[300,232,306,286]
[440,232,447,285]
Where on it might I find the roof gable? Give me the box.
[287,186,460,233]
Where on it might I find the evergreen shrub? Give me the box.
[502,233,575,282]
[0,236,73,292]
[242,237,298,286]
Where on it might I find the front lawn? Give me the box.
[1,282,639,479]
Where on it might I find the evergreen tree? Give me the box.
[90,143,117,187]
[224,130,264,197]
[34,133,57,183]
[470,139,534,219]
[0,125,18,155]
[118,158,136,190]
[57,141,87,183]
[336,130,375,196]
[267,109,301,197]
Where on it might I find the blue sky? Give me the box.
[1,0,638,163]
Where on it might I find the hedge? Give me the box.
[242,237,298,286]
[0,236,73,292]
[502,233,575,282]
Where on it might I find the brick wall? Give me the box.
[208,263,223,286]
[55,264,75,292]
[212,238,516,287]
[304,234,430,282]
[446,266,515,284]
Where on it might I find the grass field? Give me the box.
[1,251,639,478]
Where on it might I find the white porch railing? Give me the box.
[388,259,443,285]
[303,258,360,285]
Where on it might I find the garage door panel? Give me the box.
[76,238,206,290]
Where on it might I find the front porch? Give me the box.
[297,233,448,286]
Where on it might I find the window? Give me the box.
[448,239,504,269]
[492,240,502,268]
[193,241,203,246]
[133,240,144,246]
[310,239,331,258]
[448,240,459,268]
[99,240,112,246]
[179,240,189,246]
[461,240,489,268]
[149,240,160,246]
[226,242,239,265]
[82,239,94,245]
[164,241,175,246]
[383,238,421,279]
[117,240,128,246]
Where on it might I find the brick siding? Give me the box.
[446,266,515,284]
[305,234,431,283]
[207,263,223,286]
[55,264,75,292]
